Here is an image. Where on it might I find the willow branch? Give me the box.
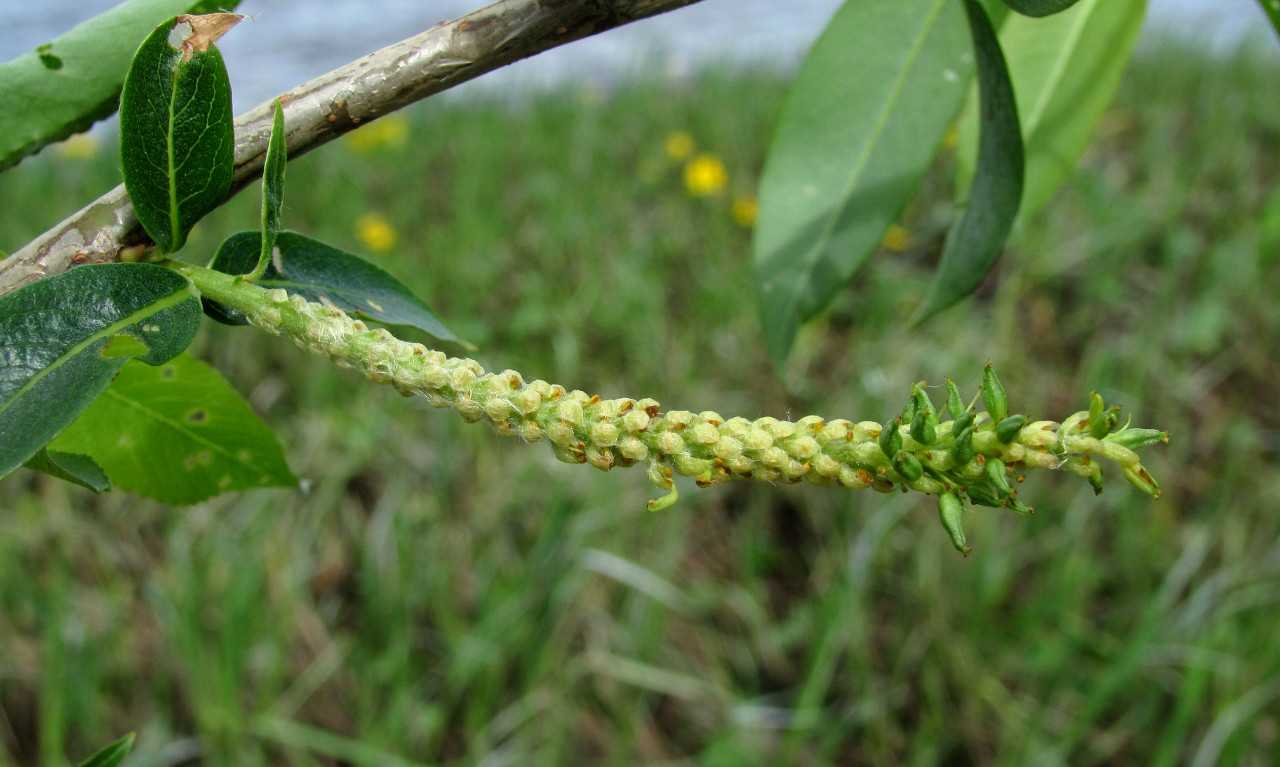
[0,0,704,298]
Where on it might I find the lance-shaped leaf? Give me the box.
[1002,0,1082,16]
[77,733,135,767]
[0,0,238,173]
[250,100,288,281]
[912,0,1024,325]
[23,448,112,493]
[957,0,1146,225]
[50,354,297,505]
[205,231,470,347]
[120,13,240,253]
[752,0,972,369]
[0,263,200,481]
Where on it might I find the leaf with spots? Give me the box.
[0,262,201,482]
[204,230,470,347]
[49,353,296,505]
[752,0,974,370]
[119,13,240,253]
[0,0,239,172]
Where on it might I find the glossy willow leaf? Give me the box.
[0,0,237,173]
[752,0,972,369]
[1258,0,1280,40]
[51,354,296,505]
[205,231,469,347]
[120,14,239,253]
[76,733,135,767]
[957,0,1146,224]
[253,100,288,280]
[0,263,201,481]
[1001,0,1081,16]
[912,0,1024,325]
[23,448,112,493]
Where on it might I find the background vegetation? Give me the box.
[1,37,1278,766]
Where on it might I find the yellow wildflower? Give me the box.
[881,224,912,252]
[355,212,397,252]
[664,131,695,161]
[684,153,727,197]
[56,132,100,160]
[731,195,758,228]
[345,113,409,154]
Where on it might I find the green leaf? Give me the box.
[912,0,1024,325]
[76,733,136,767]
[0,263,201,481]
[957,0,1146,223]
[251,100,288,281]
[0,0,238,173]
[120,14,239,253]
[23,448,112,493]
[205,231,471,347]
[1002,0,1081,16]
[50,354,297,505]
[752,0,973,369]
[1261,0,1280,40]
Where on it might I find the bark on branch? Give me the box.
[0,0,704,298]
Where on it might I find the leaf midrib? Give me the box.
[790,0,951,318]
[0,282,196,419]
[1023,0,1094,138]
[98,381,271,482]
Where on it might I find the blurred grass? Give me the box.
[2,38,1280,766]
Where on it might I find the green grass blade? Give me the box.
[119,14,239,253]
[205,231,470,348]
[752,0,972,369]
[76,733,136,767]
[912,0,1024,325]
[50,354,297,504]
[1002,0,1082,16]
[0,263,201,480]
[0,0,239,173]
[251,100,288,281]
[956,0,1147,224]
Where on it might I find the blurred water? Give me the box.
[0,0,1273,112]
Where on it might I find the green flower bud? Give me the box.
[910,408,937,446]
[1122,465,1161,497]
[1088,391,1104,423]
[996,414,1027,444]
[953,426,976,467]
[879,418,902,459]
[982,363,1009,421]
[1105,428,1169,451]
[1090,405,1120,439]
[985,457,1013,495]
[965,482,1004,508]
[945,378,965,418]
[938,492,970,556]
[893,451,924,482]
[912,382,934,418]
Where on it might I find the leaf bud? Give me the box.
[938,492,971,556]
[995,414,1027,444]
[982,363,1009,421]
